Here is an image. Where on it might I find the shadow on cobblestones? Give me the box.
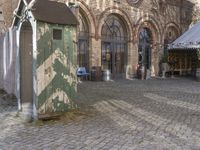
[1,78,200,149]
[0,89,18,114]
[31,109,98,127]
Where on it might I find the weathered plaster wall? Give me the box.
[0,28,17,95]
[36,22,77,114]
[0,0,18,28]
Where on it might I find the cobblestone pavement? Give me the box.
[1,77,200,150]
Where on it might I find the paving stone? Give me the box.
[1,78,200,149]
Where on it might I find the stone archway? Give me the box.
[78,1,96,36]
[78,10,90,69]
[163,23,180,54]
[78,2,97,69]
[97,8,133,78]
[101,14,128,76]
[136,15,161,76]
[97,7,133,41]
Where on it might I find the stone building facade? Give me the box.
[1,0,199,78]
[0,3,5,34]
[0,0,18,33]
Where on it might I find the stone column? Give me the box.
[128,41,139,78]
[90,37,101,67]
[126,41,137,78]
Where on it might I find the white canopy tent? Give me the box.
[168,21,200,49]
[167,21,200,80]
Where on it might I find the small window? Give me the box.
[168,31,172,38]
[53,29,62,40]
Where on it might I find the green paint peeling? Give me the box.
[53,97,69,112]
[36,21,77,114]
[38,73,76,108]
[53,58,70,75]
[64,27,76,67]
[52,96,76,112]
[37,22,52,67]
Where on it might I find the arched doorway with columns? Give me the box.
[97,8,133,78]
[136,18,161,77]
[77,1,97,70]
[101,14,128,77]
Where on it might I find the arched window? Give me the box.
[101,15,127,74]
[78,14,89,69]
[138,28,152,70]
[101,16,127,41]
[164,26,179,54]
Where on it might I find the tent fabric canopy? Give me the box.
[168,21,200,50]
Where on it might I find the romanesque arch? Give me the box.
[135,14,161,44]
[135,14,162,76]
[163,22,180,53]
[101,14,128,74]
[78,1,96,36]
[97,7,133,41]
[96,8,134,76]
[77,1,97,69]
[78,10,90,69]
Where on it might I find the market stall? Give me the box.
[168,21,200,79]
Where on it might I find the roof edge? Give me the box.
[11,0,23,28]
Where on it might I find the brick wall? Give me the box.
[2,0,199,27]
[1,0,199,77]
[2,0,198,32]
[1,0,18,29]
